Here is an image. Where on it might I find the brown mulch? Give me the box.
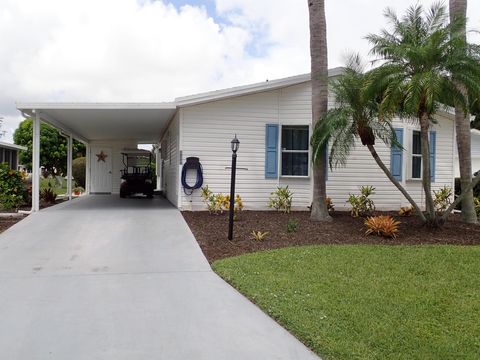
[0,199,67,234]
[182,210,480,263]
[0,217,24,234]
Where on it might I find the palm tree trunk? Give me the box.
[420,113,437,224]
[366,144,427,223]
[449,0,477,223]
[441,172,480,223]
[308,0,331,222]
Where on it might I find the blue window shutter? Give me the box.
[429,130,436,182]
[390,128,403,180]
[265,124,279,178]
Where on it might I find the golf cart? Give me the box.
[120,149,154,198]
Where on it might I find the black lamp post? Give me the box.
[228,134,240,240]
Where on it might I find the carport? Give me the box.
[16,102,177,211]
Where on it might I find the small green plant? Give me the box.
[40,187,57,204]
[365,215,401,239]
[250,230,269,241]
[286,219,298,233]
[474,197,480,218]
[268,186,293,213]
[200,185,243,215]
[347,186,375,217]
[0,163,27,210]
[433,186,452,213]
[73,186,84,195]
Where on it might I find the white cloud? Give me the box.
[0,0,479,142]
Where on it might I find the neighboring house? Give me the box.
[17,68,456,211]
[454,129,480,177]
[0,141,26,170]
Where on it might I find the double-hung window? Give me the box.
[281,125,309,176]
[411,130,422,179]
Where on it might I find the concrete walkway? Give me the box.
[0,195,319,360]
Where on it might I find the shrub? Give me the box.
[474,197,480,218]
[250,230,269,241]
[454,177,480,210]
[347,186,375,217]
[398,206,414,216]
[0,163,27,210]
[268,186,293,213]
[72,157,86,188]
[40,187,57,204]
[200,185,243,215]
[365,215,401,239]
[286,219,298,233]
[433,186,452,213]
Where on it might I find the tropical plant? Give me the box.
[311,55,426,222]
[250,230,269,242]
[347,186,376,217]
[286,219,299,233]
[268,186,293,213]
[366,3,480,226]
[365,215,401,239]
[449,0,477,223]
[200,185,243,215]
[474,197,480,218]
[398,206,414,217]
[0,162,27,210]
[433,186,453,213]
[308,0,331,222]
[40,187,57,204]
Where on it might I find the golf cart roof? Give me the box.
[121,148,152,156]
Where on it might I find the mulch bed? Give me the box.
[182,210,480,263]
[0,199,67,234]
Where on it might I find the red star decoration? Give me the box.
[96,150,108,162]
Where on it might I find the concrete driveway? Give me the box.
[0,195,319,360]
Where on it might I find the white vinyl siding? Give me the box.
[177,81,455,211]
[160,111,180,207]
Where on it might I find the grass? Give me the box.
[212,245,480,360]
[40,177,68,195]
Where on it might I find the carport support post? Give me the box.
[85,143,90,194]
[32,112,41,212]
[67,135,73,200]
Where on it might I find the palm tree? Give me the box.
[311,56,427,222]
[366,3,480,226]
[449,0,477,223]
[308,0,331,222]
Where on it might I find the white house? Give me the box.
[17,69,456,212]
[0,141,27,170]
[454,129,480,177]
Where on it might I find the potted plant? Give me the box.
[73,186,84,196]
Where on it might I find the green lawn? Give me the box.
[213,245,480,360]
[40,177,68,195]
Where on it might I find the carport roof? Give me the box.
[16,102,177,143]
[16,68,346,144]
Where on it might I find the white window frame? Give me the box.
[411,130,422,180]
[280,124,310,178]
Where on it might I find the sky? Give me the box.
[1,0,479,142]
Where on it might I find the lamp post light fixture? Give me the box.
[228,134,240,240]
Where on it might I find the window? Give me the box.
[281,125,309,176]
[411,130,422,179]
